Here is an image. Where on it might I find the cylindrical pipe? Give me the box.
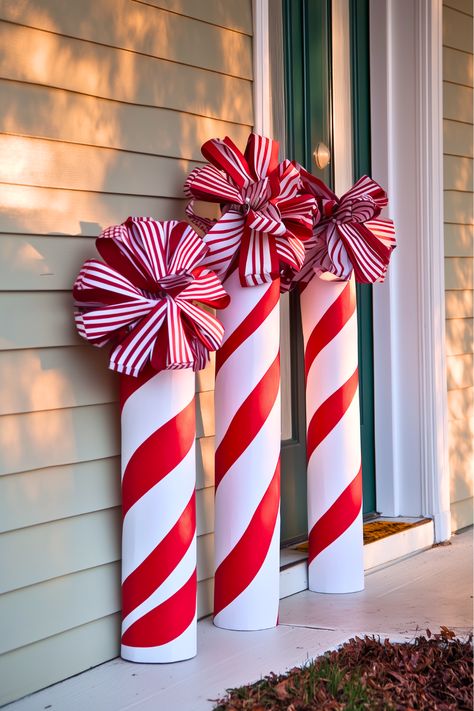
[300,275,364,593]
[213,269,281,630]
[120,367,197,662]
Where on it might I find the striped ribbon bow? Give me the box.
[184,133,317,287]
[287,170,396,287]
[73,218,230,377]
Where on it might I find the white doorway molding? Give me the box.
[370,0,451,541]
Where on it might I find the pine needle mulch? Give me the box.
[212,628,473,711]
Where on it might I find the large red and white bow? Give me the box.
[287,171,396,287]
[73,218,230,377]
[184,133,317,287]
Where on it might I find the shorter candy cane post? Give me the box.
[300,274,364,593]
[120,366,197,663]
[213,268,281,630]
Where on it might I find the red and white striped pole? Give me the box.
[213,268,281,630]
[300,274,364,593]
[120,366,197,662]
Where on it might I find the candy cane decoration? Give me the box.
[301,275,364,593]
[120,366,197,661]
[73,218,229,661]
[213,269,281,630]
[185,134,315,630]
[289,173,395,593]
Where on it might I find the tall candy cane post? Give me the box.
[185,134,316,629]
[290,171,396,593]
[301,275,363,592]
[73,218,229,660]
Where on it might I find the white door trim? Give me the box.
[252,0,271,135]
[369,0,451,540]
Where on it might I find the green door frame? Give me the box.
[350,0,377,514]
[281,0,333,545]
[281,0,377,544]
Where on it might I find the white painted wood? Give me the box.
[252,0,270,135]
[332,0,353,195]
[363,520,434,570]
[5,532,472,711]
[0,22,253,123]
[370,0,451,541]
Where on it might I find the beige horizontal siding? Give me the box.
[0,0,253,79]
[0,434,214,534]
[445,318,474,355]
[444,223,474,255]
[443,154,473,191]
[443,46,474,87]
[0,535,215,657]
[1,490,214,594]
[443,1,474,534]
[444,119,474,157]
[445,289,474,317]
[0,184,187,235]
[0,80,251,160]
[0,2,253,699]
[444,190,474,223]
[445,257,474,289]
[0,393,214,477]
[134,0,253,33]
[443,82,474,123]
[0,347,213,416]
[0,575,212,705]
[0,135,202,196]
[451,497,474,531]
[0,22,253,123]
[443,5,474,53]
[447,354,474,389]
[0,614,121,707]
[444,0,474,16]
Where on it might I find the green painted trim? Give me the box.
[350,0,377,515]
[281,0,333,544]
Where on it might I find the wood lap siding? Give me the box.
[443,1,474,532]
[0,0,253,704]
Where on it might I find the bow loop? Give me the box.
[185,132,317,287]
[288,174,396,287]
[74,219,228,376]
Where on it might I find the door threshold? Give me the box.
[279,517,434,599]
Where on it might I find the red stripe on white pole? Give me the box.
[300,275,364,593]
[213,268,281,630]
[120,366,197,662]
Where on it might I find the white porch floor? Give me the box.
[8,530,473,711]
